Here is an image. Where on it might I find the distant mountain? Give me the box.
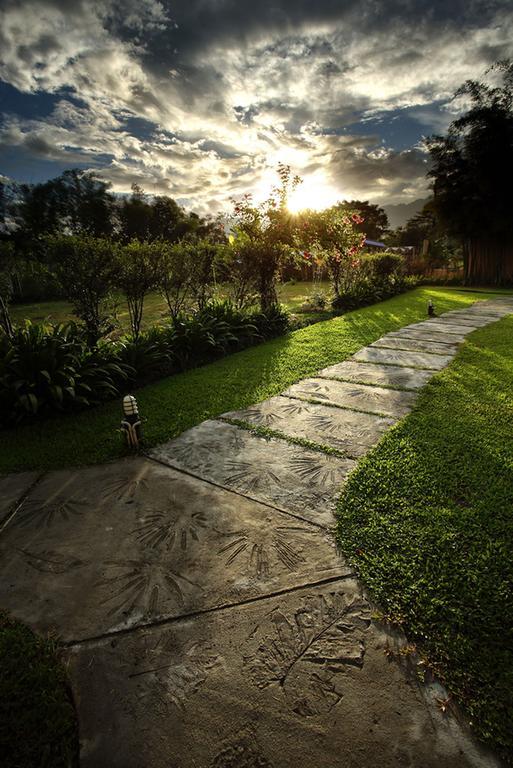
[384,197,431,229]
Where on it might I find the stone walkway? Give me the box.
[1,298,512,768]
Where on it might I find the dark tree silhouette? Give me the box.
[426,60,513,284]
[336,200,390,241]
[18,170,114,239]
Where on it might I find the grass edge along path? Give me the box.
[0,287,506,474]
[0,610,79,768]
[336,315,513,762]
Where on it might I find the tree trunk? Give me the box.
[0,294,14,339]
[464,238,513,285]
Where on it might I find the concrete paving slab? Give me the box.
[222,396,395,457]
[387,327,467,344]
[317,360,435,390]
[0,458,348,641]
[0,471,41,526]
[352,347,453,370]
[282,377,417,418]
[412,321,477,335]
[150,420,355,528]
[401,320,474,343]
[65,578,499,768]
[436,313,497,327]
[458,306,511,317]
[371,335,460,355]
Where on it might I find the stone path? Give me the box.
[2,298,513,768]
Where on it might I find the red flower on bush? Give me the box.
[351,213,364,224]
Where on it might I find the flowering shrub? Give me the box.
[295,206,366,297]
[229,164,301,312]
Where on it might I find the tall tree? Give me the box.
[118,184,154,242]
[426,60,513,284]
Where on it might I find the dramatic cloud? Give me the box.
[1,0,512,213]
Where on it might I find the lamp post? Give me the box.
[121,395,142,448]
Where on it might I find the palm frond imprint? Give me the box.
[131,510,208,551]
[217,526,310,579]
[14,496,87,529]
[98,559,198,618]
[244,591,371,716]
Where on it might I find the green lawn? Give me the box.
[0,611,78,768]
[10,280,332,332]
[1,286,507,475]
[336,316,513,761]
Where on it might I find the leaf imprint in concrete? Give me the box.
[283,377,417,418]
[317,360,435,390]
[407,321,475,336]
[244,590,371,716]
[211,730,273,768]
[371,336,459,355]
[222,396,395,457]
[353,347,453,370]
[120,632,221,716]
[150,420,355,527]
[435,313,496,327]
[64,578,495,768]
[0,458,348,641]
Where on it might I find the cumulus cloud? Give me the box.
[0,0,512,212]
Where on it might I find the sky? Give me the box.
[0,0,512,215]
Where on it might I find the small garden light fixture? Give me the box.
[121,394,142,448]
[427,299,435,317]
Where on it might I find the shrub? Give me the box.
[47,235,119,347]
[115,332,173,385]
[158,241,194,319]
[301,290,329,311]
[0,322,130,426]
[249,304,290,338]
[331,268,418,312]
[198,300,260,347]
[12,259,64,303]
[116,241,163,340]
[366,251,405,279]
[167,310,240,370]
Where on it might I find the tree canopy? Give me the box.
[426,60,513,283]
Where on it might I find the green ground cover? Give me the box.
[336,315,513,761]
[0,611,78,768]
[0,286,504,474]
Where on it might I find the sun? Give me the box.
[287,177,341,213]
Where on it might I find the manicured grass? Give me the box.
[0,611,78,768]
[336,316,513,760]
[0,287,504,474]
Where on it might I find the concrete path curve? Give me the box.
[1,298,512,768]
